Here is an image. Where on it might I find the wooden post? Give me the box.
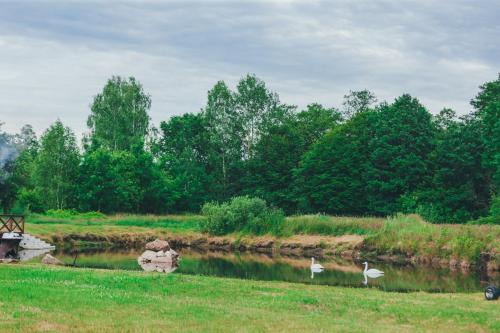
[0,214,25,234]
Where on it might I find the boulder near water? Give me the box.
[41,254,64,266]
[145,239,171,252]
[138,249,179,264]
[138,249,179,273]
[138,240,180,273]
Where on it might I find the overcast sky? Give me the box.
[0,0,498,138]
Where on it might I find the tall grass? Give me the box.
[365,214,499,262]
[282,215,384,237]
[281,214,499,263]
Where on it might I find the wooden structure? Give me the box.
[0,214,25,234]
[0,214,24,260]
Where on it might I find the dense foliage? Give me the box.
[1,74,500,224]
[201,196,284,235]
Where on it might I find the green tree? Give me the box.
[78,149,140,213]
[235,74,294,159]
[134,145,178,214]
[243,103,341,213]
[294,111,378,214]
[296,103,342,147]
[78,144,177,214]
[203,81,243,198]
[87,76,151,151]
[471,74,500,192]
[342,89,377,119]
[34,120,80,210]
[367,95,435,215]
[242,120,305,212]
[158,113,213,211]
[410,112,490,223]
[8,125,40,212]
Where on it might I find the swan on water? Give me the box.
[310,258,324,279]
[311,269,323,279]
[311,257,324,270]
[362,261,384,278]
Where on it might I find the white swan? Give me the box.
[310,258,324,279]
[311,257,324,270]
[363,261,384,278]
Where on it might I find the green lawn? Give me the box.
[26,214,203,236]
[0,264,498,332]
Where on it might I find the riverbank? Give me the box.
[46,248,500,293]
[1,264,499,332]
[26,213,500,272]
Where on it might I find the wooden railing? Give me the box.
[0,215,25,234]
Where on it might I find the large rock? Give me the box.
[138,248,179,273]
[41,254,64,266]
[139,250,158,261]
[145,239,170,252]
[138,249,179,264]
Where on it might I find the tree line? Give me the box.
[1,74,499,223]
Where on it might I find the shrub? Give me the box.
[468,196,500,225]
[201,196,284,235]
[45,209,79,218]
[77,211,106,219]
[468,215,500,225]
[17,188,45,213]
[489,196,500,217]
[43,209,106,219]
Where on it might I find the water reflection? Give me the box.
[362,272,384,286]
[32,248,500,293]
[310,267,325,279]
[137,249,179,273]
[139,259,178,273]
[18,249,51,261]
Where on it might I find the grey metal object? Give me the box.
[485,285,500,301]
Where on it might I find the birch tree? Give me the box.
[87,76,151,151]
[34,120,79,210]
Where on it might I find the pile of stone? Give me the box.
[138,239,180,273]
[41,253,64,266]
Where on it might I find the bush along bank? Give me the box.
[201,196,284,236]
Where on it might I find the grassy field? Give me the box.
[1,264,499,333]
[26,213,202,236]
[25,213,500,264]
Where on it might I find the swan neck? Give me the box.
[363,262,368,273]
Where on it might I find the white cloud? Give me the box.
[0,0,498,138]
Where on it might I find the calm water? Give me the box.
[26,248,499,293]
